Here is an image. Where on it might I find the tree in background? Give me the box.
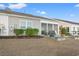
[59,26,70,36]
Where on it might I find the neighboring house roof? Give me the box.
[54,19,79,25]
[0,9,79,25]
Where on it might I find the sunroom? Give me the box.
[41,22,59,36]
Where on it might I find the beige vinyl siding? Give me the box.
[8,16,41,36]
[0,14,9,36]
[8,16,20,35]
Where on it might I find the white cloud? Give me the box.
[0,4,6,9]
[36,10,47,14]
[41,11,46,14]
[75,4,79,7]
[8,3,27,9]
[70,14,75,17]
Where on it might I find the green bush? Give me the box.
[33,28,39,35]
[25,28,39,36]
[14,29,24,36]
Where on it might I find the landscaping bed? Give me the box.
[0,36,43,39]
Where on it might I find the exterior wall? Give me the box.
[55,20,72,27]
[0,14,9,36]
[8,16,20,36]
[55,20,79,36]
[8,16,41,36]
[30,19,41,35]
[69,24,79,36]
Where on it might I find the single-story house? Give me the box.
[0,9,79,36]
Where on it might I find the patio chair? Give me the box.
[48,31,63,41]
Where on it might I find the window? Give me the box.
[48,24,52,32]
[66,27,69,32]
[27,21,32,28]
[41,23,47,31]
[73,27,75,31]
[72,27,76,35]
[54,24,58,33]
[1,26,6,34]
[21,21,26,29]
[20,20,32,28]
[77,27,79,31]
[14,24,17,29]
[41,23,47,35]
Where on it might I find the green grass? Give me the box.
[0,38,79,56]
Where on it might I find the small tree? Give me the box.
[14,29,24,36]
[60,26,70,36]
[60,26,65,36]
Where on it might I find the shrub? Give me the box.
[25,28,39,36]
[14,29,24,36]
[33,28,39,35]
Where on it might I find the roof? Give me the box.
[54,19,79,25]
[0,9,52,20]
[0,9,79,25]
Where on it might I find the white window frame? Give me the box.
[27,20,32,28]
[20,20,27,29]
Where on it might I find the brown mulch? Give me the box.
[0,36,43,39]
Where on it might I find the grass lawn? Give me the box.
[0,37,79,56]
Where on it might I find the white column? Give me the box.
[39,23,42,35]
[58,25,60,35]
[47,23,48,34]
[52,24,54,31]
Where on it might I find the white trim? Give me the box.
[40,20,58,24]
[0,13,41,20]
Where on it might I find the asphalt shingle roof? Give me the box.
[0,9,79,25]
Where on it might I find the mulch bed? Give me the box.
[0,36,43,39]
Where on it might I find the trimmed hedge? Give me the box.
[14,28,39,36]
[33,28,39,35]
[25,28,39,36]
[14,29,24,36]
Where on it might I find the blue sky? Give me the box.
[0,3,79,22]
